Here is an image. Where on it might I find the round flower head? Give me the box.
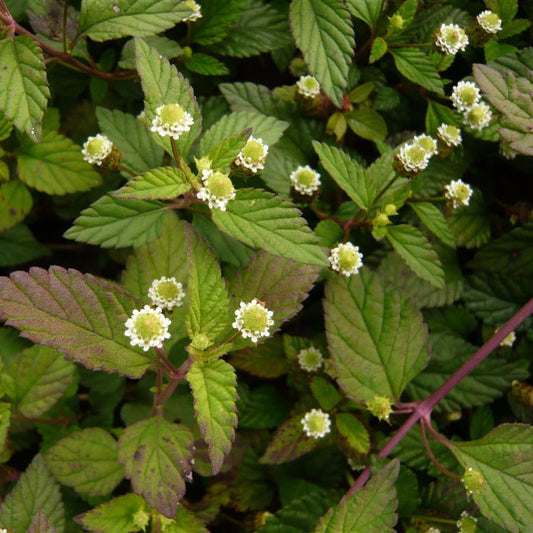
[197,168,236,211]
[462,467,485,495]
[444,179,473,208]
[426,528,441,533]
[301,409,331,439]
[498,328,516,348]
[290,165,321,196]
[366,395,393,421]
[451,81,481,112]
[463,101,492,131]
[182,0,202,22]
[435,23,469,55]
[329,242,363,277]
[476,10,502,34]
[151,103,194,140]
[457,511,478,533]
[437,123,462,147]
[413,134,438,156]
[148,277,185,310]
[235,137,268,173]
[296,75,321,98]
[82,134,113,166]
[232,298,274,343]
[124,305,171,351]
[396,142,431,174]
[297,347,324,373]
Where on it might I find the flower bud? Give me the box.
[462,467,485,495]
[366,395,393,421]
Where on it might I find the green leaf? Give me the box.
[310,377,343,411]
[96,107,164,174]
[451,424,533,532]
[205,129,252,171]
[76,494,149,533]
[409,202,455,248]
[237,384,290,429]
[370,37,388,63]
[315,460,399,533]
[46,428,124,497]
[219,82,281,116]
[390,48,444,94]
[425,100,461,135]
[64,195,167,248]
[0,403,11,459]
[27,510,55,533]
[345,108,387,142]
[191,0,245,46]
[118,417,194,518]
[187,360,237,474]
[114,167,190,200]
[77,0,192,41]
[185,224,230,342]
[335,413,370,454]
[5,345,75,418]
[0,180,33,232]
[498,18,531,40]
[0,113,13,142]
[119,35,183,69]
[0,267,151,378]
[447,190,491,249]
[185,53,229,76]
[0,36,49,142]
[367,150,408,209]
[323,269,429,402]
[290,0,355,106]
[17,131,102,195]
[0,455,64,533]
[230,337,288,378]
[135,38,201,157]
[164,506,209,533]
[345,0,384,28]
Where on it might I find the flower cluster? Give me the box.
[296,75,321,98]
[444,179,473,209]
[301,409,331,438]
[366,395,393,421]
[151,103,194,140]
[328,242,363,277]
[476,10,502,34]
[297,347,324,372]
[197,168,236,211]
[457,511,478,533]
[451,81,492,131]
[148,277,185,310]
[182,0,202,22]
[235,137,268,173]
[290,165,321,196]
[497,328,516,348]
[435,23,469,55]
[232,299,274,343]
[82,134,114,166]
[396,133,438,174]
[437,123,462,148]
[462,467,485,495]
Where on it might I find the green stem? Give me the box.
[373,174,400,205]
[62,0,70,53]
[117,163,137,177]
[170,138,183,170]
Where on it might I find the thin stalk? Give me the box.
[420,419,461,480]
[117,163,137,177]
[62,0,70,53]
[373,174,399,205]
[170,138,183,171]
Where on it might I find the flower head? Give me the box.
[182,0,202,22]
[451,81,481,112]
[435,23,469,55]
[124,305,171,351]
[462,467,485,495]
[463,102,492,131]
[296,75,321,98]
[444,179,473,208]
[498,328,516,348]
[476,10,502,34]
[437,123,462,147]
[290,165,321,196]
[148,277,185,310]
[396,142,431,174]
[232,299,274,343]
[301,409,331,439]
[197,168,236,211]
[366,395,393,421]
[151,103,194,140]
[82,134,113,166]
[235,137,268,173]
[297,347,324,372]
[426,528,441,533]
[328,242,363,277]
[413,134,438,156]
[457,511,478,533]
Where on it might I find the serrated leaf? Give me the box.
[191,0,245,46]
[114,167,190,200]
[0,403,11,458]
[135,38,201,157]
[5,345,75,418]
[77,0,191,41]
[96,107,164,174]
[0,180,33,232]
[212,189,327,266]
[220,82,280,116]
[310,377,342,411]
[391,48,444,94]
[370,37,388,63]
[0,455,64,533]
[290,0,354,107]
[447,190,491,249]
[451,424,533,532]
[366,150,408,209]
[230,337,288,378]
[346,108,387,142]
[76,493,149,533]
[118,417,194,518]
[335,413,370,454]
[314,147,368,202]
[425,100,461,135]
[0,36,49,141]
[27,510,55,533]
[324,269,429,402]
[315,459,399,533]
[165,506,209,533]
[0,267,151,378]
[205,129,252,170]
[119,35,183,69]
[46,428,124,496]
[17,131,101,195]
[185,53,229,76]
[410,202,455,248]
[345,0,384,28]
[64,194,167,248]
[187,360,237,474]
[237,384,290,429]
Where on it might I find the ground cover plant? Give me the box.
[1,0,533,531]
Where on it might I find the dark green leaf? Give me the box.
[391,48,444,94]
[345,0,384,28]
[185,53,229,76]
[410,202,455,248]
[0,180,33,232]
[114,167,191,200]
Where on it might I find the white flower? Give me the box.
[498,328,516,348]
[182,0,202,22]
[148,277,185,310]
[396,142,431,173]
[151,103,194,140]
[124,305,171,351]
[451,81,481,112]
[427,528,441,533]
[296,75,321,98]
[435,23,469,55]
[413,134,438,156]
[82,134,113,166]
[235,137,268,173]
[463,101,492,131]
[437,123,462,147]
[232,299,274,343]
[457,511,478,533]
[297,347,324,372]
[477,10,502,34]
[197,168,236,211]
[329,242,363,277]
[301,409,331,439]
[444,179,473,208]
[290,165,321,196]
